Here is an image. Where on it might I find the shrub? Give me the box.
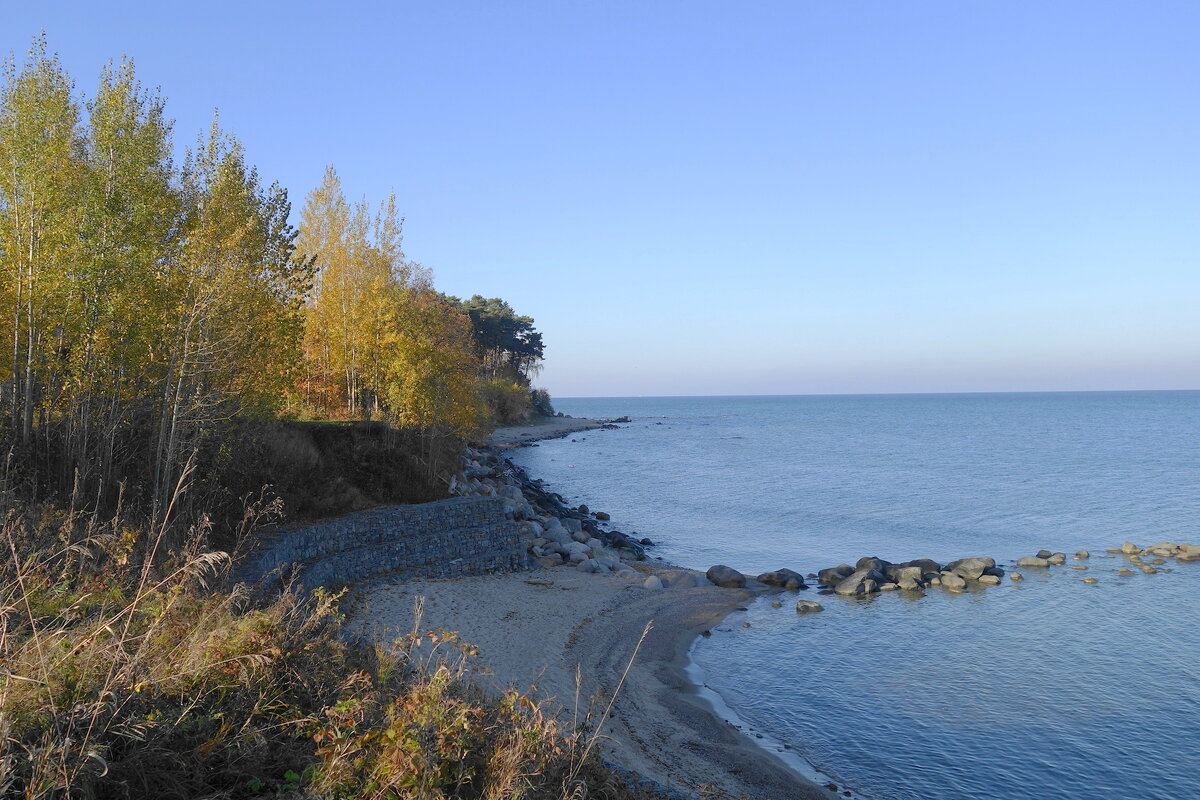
[0,510,664,800]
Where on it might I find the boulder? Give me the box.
[1070,565,1088,570]
[982,565,1006,577]
[534,555,564,568]
[1009,571,1024,582]
[576,558,596,573]
[1117,568,1135,576]
[940,572,967,592]
[1120,542,1141,554]
[977,574,1001,585]
[855,556,892,572]
[885,565,924,583]
[1083,577,1098,584]
[706,564,747,589]
[1138,564,1157,575]
[642,576,664,590]
[817,564,855,586]
[946,557,996,581]
[577,504,589,515]
[905,558,942,574]
[1048,552,1067,565]
[1017,556,1051,568]
[594,511,611,521]
[879,582,899,591]
[1036,550,1053,559]
[834,568,886,596]
[1075,550,1090,559]
[795,600,824,613]
[757,568,807,591]
[897,576,924,591]
[571,529,591,544]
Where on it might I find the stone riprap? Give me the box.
[235,496,529,594]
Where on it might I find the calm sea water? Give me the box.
[510,392,1200,800]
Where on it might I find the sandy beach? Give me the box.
[346,418,834,799]
[347,563,830,799]
[487,415,609,447]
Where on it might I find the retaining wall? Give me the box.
[234,496,530,593]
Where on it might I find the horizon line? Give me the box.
[550,388,1200,400]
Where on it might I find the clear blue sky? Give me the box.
[4,1,1198,397]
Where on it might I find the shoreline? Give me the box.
[487,415,614,448]
[347,417,835,799]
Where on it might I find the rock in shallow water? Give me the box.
[757,568,807,591]
[835,568,887,596]
[795,600,824,613]
[946,557,996,581]
[1017,556,1051,568]
[818,564,855,586]
[706,564,747,588]
[940,572,967,592]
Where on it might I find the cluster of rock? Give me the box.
[704,564,825,613]
[450,445,656,581]
[1015,549,1070,568]
[1106,540,1199,574]
[816,555,1005,595]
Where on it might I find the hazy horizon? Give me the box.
[551,387,1200,400]
[6,1,1198,398]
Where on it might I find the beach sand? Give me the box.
[488,415,608,447]
[346,564,830,799]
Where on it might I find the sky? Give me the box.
[2,1,1198,397]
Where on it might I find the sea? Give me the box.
[508,392,1200,800]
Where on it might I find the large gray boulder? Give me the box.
[1120,541,1141,554]
[855,556,892,573]
[1017,556,1051,568]
[706,564,747,588]
[817,564,855,586]
[946,557,996,581]
[905,558,942,574]
[757,568,807,591]
[1047,552,1067,565]
[885,565,925,584]
[834,568,887,596]
[940,571,967,592]
[896,575,924,591]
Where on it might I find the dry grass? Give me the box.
[0,509,666,800]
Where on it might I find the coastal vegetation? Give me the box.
[0,36,637,800]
